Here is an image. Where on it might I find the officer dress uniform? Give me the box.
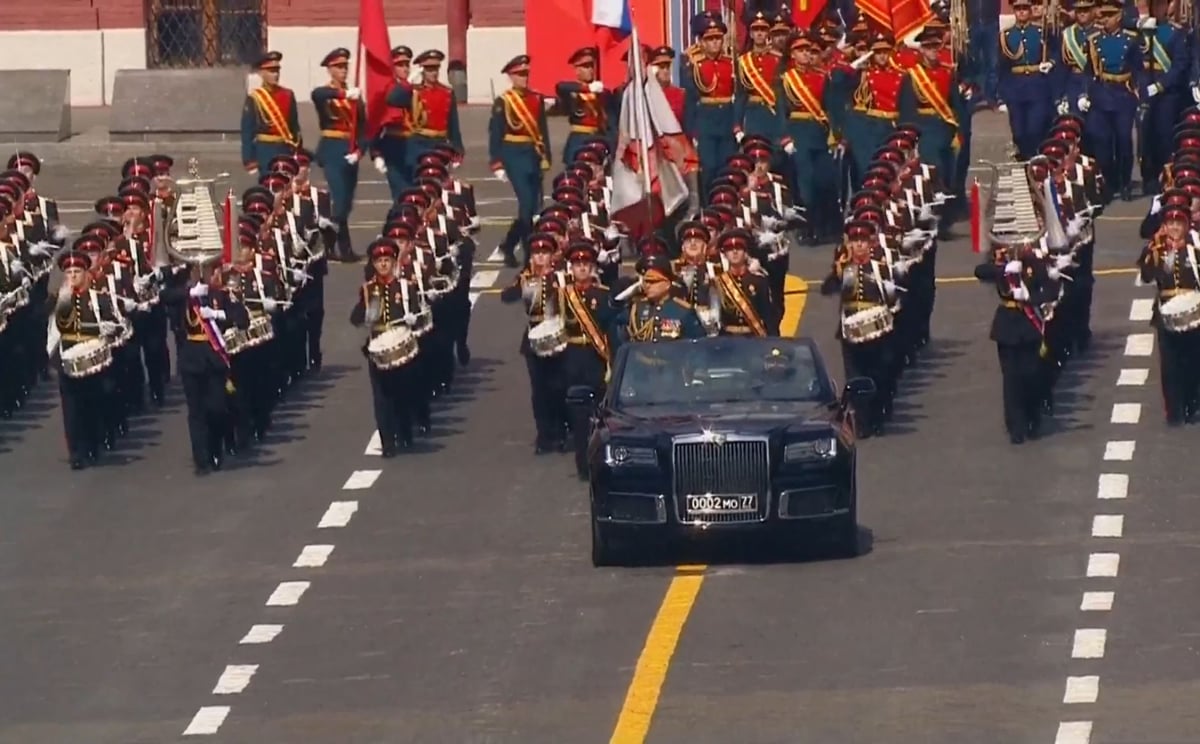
[500,232,570,453]
[312,47,368,262]
[161,264,249,473]
[350,239,426,456]
[1138,13,1189,194]
[999,1,1057,159]
[733,13,785,169]
[684,17,738,199]
[556,46,614,165]
[611,254,706,352]
[373,46,414,201]
[386,49,464,184]
[833,34,905,190]
[975,242,1055,443]
[560,241,614,478]
[899,29,968,218]
[53,250,121,469]
[1057,2,1097,116]
[1084,2,1146,201]
[1135,206,1200,424]
[241,52,302,175]
[777,33,838,239]
[489,55,552,269]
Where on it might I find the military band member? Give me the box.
[975,237,1055,443]
[733,12,784,161]
[52,249,122,469]
[714,227,778,336]
[1000,0,1057,159]
[386,49,464,182]
[241,52,302,175]
[489,55,552,269]
[1136,205,1200,424]
[684,16,737,198]
[673,220,716,309]
[556,46,613,164]
[312,47,367,262]
[500,232,569,453]
[821,219,899,436]
[561,241,613,477]
[372,45,415,201]
[1083,0,1145,202]
[351,238,425,456]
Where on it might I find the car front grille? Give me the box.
[671,435,770,524]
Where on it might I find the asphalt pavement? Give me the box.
[0,110,1189,744]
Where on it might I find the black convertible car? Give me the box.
[568,336,874,566]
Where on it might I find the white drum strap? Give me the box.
[772,182,784,213]
[914,175,924,194]
[1188,231,1200,288]
[400,277,411,319]
[437,214,447,233]
[292,193,302,214]
[749,190,758,214]
[254,265,268,306]
[88,289,103,325]
[130,239,143,276]
[870,260,886,299]
[581,213,592,238]
[107,273,125,322]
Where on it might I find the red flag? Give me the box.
[793,0,831,32]
[857,0,934,42]
[357,0,394,143]
[221,189,234,264]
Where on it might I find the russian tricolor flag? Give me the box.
[591,0,633,47]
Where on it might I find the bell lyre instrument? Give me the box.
[979,160,1043,244]
[152,157,231,270]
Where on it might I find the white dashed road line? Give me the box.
[183,425,385,735]
[1055,302,1153,741]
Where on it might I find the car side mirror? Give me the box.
[843,376,876,402]
[566,385,596,407]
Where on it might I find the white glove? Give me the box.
[1193,84,1200,104]
[1055,254,1073,269]
[851,52,872,69]
[263,299,279,313]
[598,248,620,264]
[692,138,699,148]
[735,131,745,143]
[9,259,25,276]
[21,276,32,289]
[1139,15,1157,28]
[1004,260,1022,275]
[1066,217,1086,238]
[882,280,897,295]
[199,306,225,321]
[28,243,52,258]
[136,302,151,312]
[892,258,912,276]
[119,296,137,311]
[373,156,387,174]
[1146,83,1161,98]
[1038,61,1054,73]
[543,97,556,107]
[494,169,508,183]
[99,321,120,336]
[345,87,362,100]
[588,81,604,93]
[1010,284,1030,301]
[290,268,309,283]
[1056,100,1070,116]
[1077,95,1091,112]
[344,152,360,165]
[760,214,784,231]
[189,282,208,298]
[247,167,260,177]
[748,258,766,275]
[784,142,796,155]
[1150,194,1164,215]
[317,216,336,230]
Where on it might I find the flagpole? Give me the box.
[628,22,655,229]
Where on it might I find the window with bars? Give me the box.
[145,0,266,69]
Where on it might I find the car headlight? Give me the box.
[605,444,657,467]
[783,437,837,462]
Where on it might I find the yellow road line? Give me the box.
[607,278,809,744]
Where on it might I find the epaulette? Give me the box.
[671,296,693,309]
[1121,29,1139,38]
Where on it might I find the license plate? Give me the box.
[686,493,757,514]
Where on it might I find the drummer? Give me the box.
[1136,205,1200,425]
[560,240,613,479]
[52,248,123,470]
[350,237,425,457]
[819,219,900,437]
[499,232,569,455]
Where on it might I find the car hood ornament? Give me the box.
[699,428,726,445]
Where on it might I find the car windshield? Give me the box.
[613,338,831,408]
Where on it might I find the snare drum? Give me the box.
[1160,291,1200,333]
[223,327,249,356]
[61,338,113,378]
[367,326,419,370]
[841,306,894,344]
[243,315,275,348]
[111,319,134,348]
[528,318,568,357]
[695,307,720,336]
[408,309,434,337]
